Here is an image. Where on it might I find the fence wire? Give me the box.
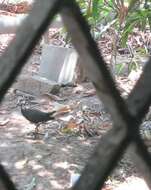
[0,0,151,190]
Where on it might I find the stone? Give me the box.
[39,45,78,84]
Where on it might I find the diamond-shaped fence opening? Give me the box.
[0,0,151,190]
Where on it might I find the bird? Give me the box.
[20,103,56,138]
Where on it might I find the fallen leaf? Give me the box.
[41,93,64,102]
[89,112,102,117]
[15,158,28,169]
[67,120,77,129]
[62,119,78,133]
[0,118,9,126]
[57,106,72,114]
[55,102,80,116]
[82,89,96,97]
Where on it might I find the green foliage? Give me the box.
[76,0,113,32]
[115,63,126,75]
[128,59,139,73]
[77,0,151,47]
[121,1,151,47]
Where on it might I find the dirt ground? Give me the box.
[0,33,150,189]
[0,58,148,190]
[0,80,109,190]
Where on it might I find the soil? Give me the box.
[0,55,148,190]
[0,25,150,190]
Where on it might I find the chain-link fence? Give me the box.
[0,0,151,189]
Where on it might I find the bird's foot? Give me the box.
[26,131,44,139]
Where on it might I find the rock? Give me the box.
[39,45,78,84]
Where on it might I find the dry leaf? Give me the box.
[15,158,28,169]
[62,119,78,133]
[41,93,64,102]
[55,102,80,116]
[56,106,72,115]
[0,118,9,126]
[83,89,96,97]
[67,120,77,129]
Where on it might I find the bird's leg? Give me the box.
[35,124,39,134]
[34,123,40,139]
